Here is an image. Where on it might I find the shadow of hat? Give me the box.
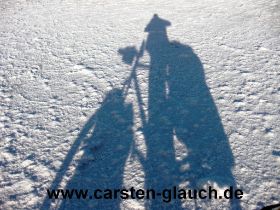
[144,14,171,32]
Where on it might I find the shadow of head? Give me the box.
[144,14,171,33]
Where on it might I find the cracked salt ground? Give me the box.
[1,0,280,209]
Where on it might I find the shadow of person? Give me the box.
[42,14,242,210]
[142,14,183,210]
[41,89,133,210]
[119,14,242,210]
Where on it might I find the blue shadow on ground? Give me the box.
[41,14,241,210]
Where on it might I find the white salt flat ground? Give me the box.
[0,0,279,209]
